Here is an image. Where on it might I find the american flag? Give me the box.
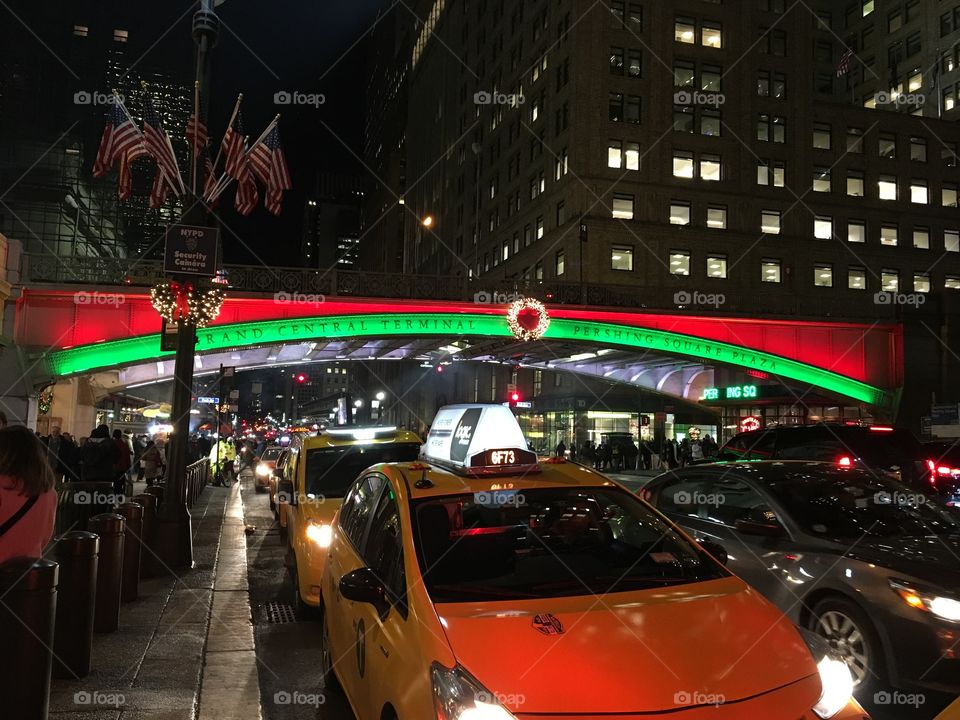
[93,103,141,178]
[222,110,246,179]
[149,167,170,209]
[836,47,855,77]
[249,126,292,215]
[234,152,259,216]
[201,144,220,208]
[117,143,148,201]
[186,111,208,158]
[142,96,183,195]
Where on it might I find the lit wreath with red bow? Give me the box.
[150,280,225,328]
[507,297,550,341]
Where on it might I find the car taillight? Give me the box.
[837,456,853,468]
[868,425,895,432]
[927,459,938,485]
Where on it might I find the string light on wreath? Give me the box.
[150,280,225,328]
[507,297,550,341]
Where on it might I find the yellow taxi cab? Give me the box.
[279,425,421,616]
[937,697,960,719]
[318,404,869,720]
[254,445,285,493]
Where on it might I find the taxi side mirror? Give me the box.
[339,568,389,617]
[277,478,296,506]
[698,539,728,565]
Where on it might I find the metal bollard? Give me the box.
[145,484,164,507]
[52,531,99,679]
[88,513,125,633]
[0,558,58,720]
[132,493,157,578]
[114,502,143,602]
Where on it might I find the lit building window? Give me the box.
[707,255,727,278]
[813,123,831,150]
[675,17,696,43]
[943,183,958,207]
[946,275,960,290]
[700,154,721,181]
[862,0,874,17]
[761,259,782,283]
[113,29,128,42]
[761,210,781,234]
[847,172,865,197]
[879,133,896,159]
[910,137,927,162]
[913,228,930,249]
[673,150,694,178]
[880,225,898,246]
[611,246,634,271]
[846,127,864,153]
[608,140,623,169]
[914,273,931,293]
[946,229,960,252]
[878,175,898,200]
[73,24,89,37]
[813,167,831,192]
[848,267,867,290]
[848,221,866,243]
[881,270,899,292]
[670,201,691,225]
[814,263,833,287]
[670,251,690,275]
[814,216,833,239]
[910,179,928,204]
[624,142,640,170]
[612,194,634,219]
[702,23,722,48]
[556,250,565,276]
[707,205,727,229]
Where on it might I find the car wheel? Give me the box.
[808,597,885,694]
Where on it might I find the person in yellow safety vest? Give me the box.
[209,437,237,483]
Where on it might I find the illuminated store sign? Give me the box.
[44,313,886,405]
[702,384,761,401]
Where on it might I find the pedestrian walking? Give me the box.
[141,441,163,487]
[555,439,567,458]
[0,425,57,564]
[80,424,118,483]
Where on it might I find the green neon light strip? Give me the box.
[46,313,885,405]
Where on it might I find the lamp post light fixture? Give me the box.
[375,391,386,401]
[421,214,434,228]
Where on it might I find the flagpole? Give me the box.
[191,80,200,194]
[163,131,187,195]
[246,114,281,154]
[205,112,280,203]
[210,93,243,175]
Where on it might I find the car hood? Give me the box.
[848,535,960,589]
[434,577,820,715]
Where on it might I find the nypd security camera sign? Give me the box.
[163,224,220,276]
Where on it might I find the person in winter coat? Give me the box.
[80,424,119,483]
[140,441,163,487]
[112,429,132,495]
[0,425,57,564]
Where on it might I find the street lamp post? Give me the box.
[154,0,220,570]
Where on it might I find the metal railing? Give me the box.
[18,251,930,320]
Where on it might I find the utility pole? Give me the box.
[155,0,220,569]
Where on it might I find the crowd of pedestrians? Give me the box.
[557,432,721,471]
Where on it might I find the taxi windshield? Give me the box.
[305,442,420,498]
[260,447,283,462]
[412,487,727,602]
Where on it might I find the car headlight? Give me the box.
[799,628,854,719]
[305,521,332,548]
[431,663,517,720]
[812,656,854,719]
[255,464,270,477]
[891,580,960,622]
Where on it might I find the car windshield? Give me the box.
[767,470,960,538]
[260,448,283,461]
[305,442,420,498]
[412,487,728,602]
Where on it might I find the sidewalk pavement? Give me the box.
[48,481,262,720]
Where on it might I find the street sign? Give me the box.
[160,319,178,352]
[163,224,220,276]
[197,396,220,405]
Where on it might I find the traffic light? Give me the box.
[508,391,522,407]
[295,373,308,384]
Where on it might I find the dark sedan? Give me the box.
[642,460,960,697]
